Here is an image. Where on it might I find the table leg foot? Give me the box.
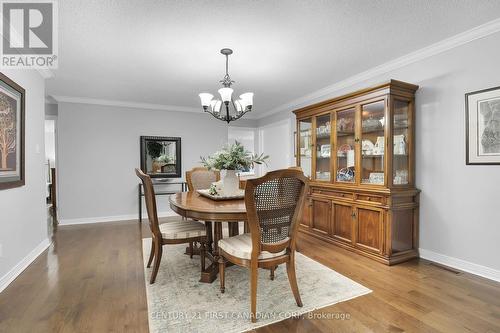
[199,263,218,283]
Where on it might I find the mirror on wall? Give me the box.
[140,136,181,178]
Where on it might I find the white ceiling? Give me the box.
[46,0,500,118]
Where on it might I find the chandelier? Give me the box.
[198,48,253,123]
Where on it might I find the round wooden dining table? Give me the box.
[169,191,247,283]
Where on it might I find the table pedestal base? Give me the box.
[184,221,241,283]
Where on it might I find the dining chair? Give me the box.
[135,168,207,284]
[186,167,220,191]
[267,166,304,280]
[217,169,308,322]
[185,167,221,253]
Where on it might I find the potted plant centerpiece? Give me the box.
[201,141,268,195]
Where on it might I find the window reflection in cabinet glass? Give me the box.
[299,118,312,177]
[315,114,331,181]
[361,101,385,185]
[393,100,410,185]
[336,109,355,183]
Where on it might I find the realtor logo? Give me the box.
[1,0,58,68]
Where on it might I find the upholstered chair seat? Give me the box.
[159,219,206,240]
[218,234,286,260]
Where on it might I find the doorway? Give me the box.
[45,116,58,235]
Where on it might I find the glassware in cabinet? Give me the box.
[335,108,356,183]
[393,100,410,185]
[360,101,386,185]
[314,113,331,181]
[298,118,312,178]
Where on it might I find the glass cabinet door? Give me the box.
[393,100,410,185]
[314,113,331,181]
[298,118,312,178]
[335,108,356,183]
[361,101,386,185]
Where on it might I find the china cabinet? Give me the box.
[294,80,419,265]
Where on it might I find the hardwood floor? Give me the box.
[0,219,499,333]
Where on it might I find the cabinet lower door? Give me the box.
[299,198,311,229]
[355,206,384,253]
[311,198,331,235]
[332,202,353,244]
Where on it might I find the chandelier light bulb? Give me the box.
[218,87,233,103]
[199,93,214,107]
[213,100,222,113]
[239,93,254,109]
[209,100,218,111]
[234,99,243,112]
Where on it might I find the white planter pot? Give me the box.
[222,169,239,195]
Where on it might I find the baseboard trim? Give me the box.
[58,211,178,225]
[0,238,51,293]
[419,248,500,283]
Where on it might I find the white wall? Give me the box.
[258,32,500,277]
[0,70,48,291]
[57,103,256,223]
[257,119,294,175]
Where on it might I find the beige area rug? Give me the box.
[142,238,371,333]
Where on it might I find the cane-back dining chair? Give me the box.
[217,169,308,322]
[186,167,220,191]
[185,167,221,254]
[135,168,207,284]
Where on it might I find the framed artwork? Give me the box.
[140,136,181,178]
[0,72,25,190]
[466,86,500,165]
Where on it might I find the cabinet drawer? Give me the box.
[356,194,384,204]
[312,188,353,200]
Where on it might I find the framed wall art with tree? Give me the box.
[0,72,25,190]
[466,86,500,165]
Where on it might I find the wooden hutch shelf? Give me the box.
[294,80,420,265]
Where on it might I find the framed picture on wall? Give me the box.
[466,86,500,165]
[0,72,25,190]
[140,136,182,178]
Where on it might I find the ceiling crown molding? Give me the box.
[50,95,201,113]
[256,17,500,119]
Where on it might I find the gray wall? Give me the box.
[57,104,256,222]
[258,32,500,272]
[0,70,48,285]
[45,103,58,116]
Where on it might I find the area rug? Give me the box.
[142,238,371,333]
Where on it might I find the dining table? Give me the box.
[169,191,248,283]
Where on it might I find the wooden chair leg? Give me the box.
[218,256,226,293]
[189,242,194,259]
[150,242,163,284]
[286,252,303,307]
[244,221,249,233]
[270,266,276,280]
[147,238,155,268]
[200,241,206,272]
[250,261,258,323]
